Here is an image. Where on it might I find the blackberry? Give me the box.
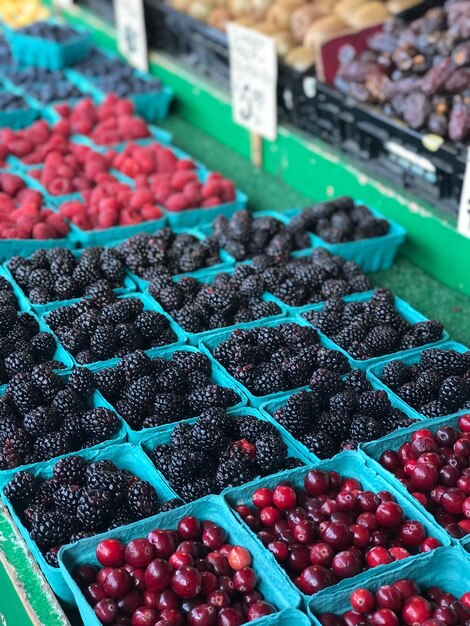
[255,435,287,474]
[30,333,56,361]
[107,508,135,530]
[80,407,120,441]
[420,348,468,376]
[438,376,469,411]
[125,376,155,411]
[171,350,211,375]
[53,455,87,484]
[52,389,83,420]
[120,350,152,381]
[301,432,336,459]
[30,511,75,550]
[358,390,392,418]
[4,471,37,503]
[329,390,358,416]
[274,398,313,437]
[67,368,95,400]
[94,366,124,400]
[169,422,193,448]
[23,407,57,437]
[86,460,117,478]
[188,384,239,413]
[7,379,42,414]
[44,547,61,568]
[398,382,430,409]
[169,449,202,488]
[179,477,215,502]
[324,411,352,441]
[153,393,185,421]
[156,367,186,394]
[69,531,95,543]
[53,484,83,515]
[251,366,286,395]
[191,416,231,452]
[87,471,127,502]
[135,311,171,343]
[281,356,312,387]
[4,352,35,379]
[215,458,256,490]
[157,498,184,513]
[316,347,350,374]
[151,445,173,475]
[310,368,344,396]
[127,480,159,519]
[31,365,63,403]
[420,400,447,418]
[236,416,276,441]
[89,325,117,360]
[381,360,410,390]
[349,416,383,443]
[33,432,72,461]
[77,489,112,531]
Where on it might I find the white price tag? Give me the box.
[458,149,470,238]
[113,0,148,72]
[53,0,74,8]
[227,23,278,142]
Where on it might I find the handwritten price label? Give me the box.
[227,23,277,141]
[114,0,148,72]
[458,148,470,238]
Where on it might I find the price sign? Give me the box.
[53,0,74,8]
[458,148,470,238]
[113,0,148,72]
[227,23,278,142]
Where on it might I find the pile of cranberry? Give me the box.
[318,580,470,626]
[74,515,277,626]
[379,416,470,539]
[234,470,442,596]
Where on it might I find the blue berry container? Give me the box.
[41,292,187,370]
[299,291,449,371]
[368,341,470,420]
[199,316,351,409]
[5,21,91,70]
[0,442,176,606]
[58,494,302,623]
[285,205,406,273]
[224,450,451,608]
[145,266,287,347]
[90,344,249,443]
[0,89,39,129]
[137,406,312,497]
[307,546,469,626]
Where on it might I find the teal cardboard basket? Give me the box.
[5,21,91,70]
[137,406,311,499]
[42,292,187,370]
[299,291,449,371]
[308,547,469,625]
[265,609,311,626]
[368,341,470,421]
[0,92,39,129]
[59,495,301,623]
[361,412,469,541]
[285,205,406,273]
[90,344,249,443]
[224,450,451,607]
[145,266,287,347]
[0,442,177,606]
[199,316,350,408]
[0,264,31,311]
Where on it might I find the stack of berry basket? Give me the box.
[0,29,469,626]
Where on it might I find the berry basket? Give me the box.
[285,205,406,273]
[0,442,176,605]
[89,344,249,443]
[368,341,470,421]
[223,450,451,607]
[58,495,302,622]
[263,608,311,626]
[2,249,137,315]
[137,406,311,495]
[5,21,91,70]
[298,291,449,372]
[145,266,287,347]
[41,292,187,370]
[0,264,31,312]
[0,89,39,130]
[307,546,470,625]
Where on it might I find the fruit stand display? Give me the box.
[0,1,469,626]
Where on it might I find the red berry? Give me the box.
[228,546,252,570]
[147,530,176,559]
[272,485,297,510]
[402,596,432,625]
[171,566,202,598]
[369,609,399,626]
[188,604,217,626]
[350,589,375,613]
[252,488,273,508]
[399,521,426,547]
[309,542,334,568]
[94,598,118,624]
[247,601,276,621]
[376,502,405,528]
[145,559,173,592]
[125,539,155,568]
[131,607,160,626]
[96,539,125,567]
[177,516,201,540]
[103,568,132,598]
[232,568,257,593]
[332,549,363,579]
[260,506,282,527]
[304,470,330,495]
[393,579,420,600]
[217,608,244,626]
[389,547,411,561]
[376,585,403,611]
[365,547,393,568]
[202,525,226,550]
[295,564,331,594]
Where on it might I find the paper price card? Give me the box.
[114,0,148,72]
[458,148,470,238]
[227,23,278,142]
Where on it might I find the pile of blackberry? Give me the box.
[151,409,303,501]
[273,369,415,459]
[210,209,311,261]
[288,196,390,243]
[3,455,182,567]
[115,229,222,280]
[8,247,127,305]
[94,349,240,431]
[0,281,66,384]
[212,322,350,396]
[381,347,470,418]
[304,288,444,360]
[148,265,281,334]
[248,248,372,307]
[0,367,121,470]
[45,293,176,364]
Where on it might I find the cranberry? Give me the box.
[217,607,244,626]
[202,525,226,550]
[417,453,442,470]
[219,576,236,598]
[273,484,297,510]
[441,489,466,515]
[449,602,470,624]
[96,539,125,567]
[103,568,132,598]
[457,475,470,495]
[287,544,310,572]
[273,520,295,544]
[321,522,352,551]
[380,451,400,472]
[393,579,420,599]
[124,538,155,568]
[208,590,231,608]
[200,571,218,595]
[419,537,441,552]
[433,607,458,625]
[147,531,176,559]
[439,466,460,487]
[398,443,414,464]
[357,512,378,532]
[260,506,282,527]
[376,502,404,528]
[171,566,202,598]
[242,591,263,605]
[129,568,146,591]
[370,609,399,626]
[350,525,370,549]
[411,464,438,490]
[459,519,470,533]
[235,505,251,519]
[74,565,97,588]
[268,541,289,562]
[332,549,363,579]
[445,523,465,538]
[117,590,142,616]
[178,516,201,540]
[460,592,470,608]
[252,488,273,508]
[132,607,160,626]
[309,542,334,568]
[458,414,470,433]
[232,567,257,593]
[286,507,308,528]
[320,613,347,626]
[412,493,428,508]
[365,547,393,568]
[350,588,375,613]
[305,470,330,495]
[321,499,338,517]
[295,564,331,594]
[389,547,411,560]
[454,438,470,457]
[86,583,106,606]
[337,491,358,512]
[343,610,366,626]
[188,604,217,626]
[412,437,437,457]
[376,584,403,611]
[115,618,132,626]
[402,596,432,625]
[206,553,230,576]
[399,520,426,546]
[293,520,317,544]
[258,531,275,547]
[145,559,173,592]
[247,601,276,621]
[356,492,380,513]
[94,598,118,624]
[170,552,193,568]
[244,516,261,532]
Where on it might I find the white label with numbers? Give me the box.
[54,0,74,8]
[458,149,470,238]
[114,0,148,72]
[227,23,277,141]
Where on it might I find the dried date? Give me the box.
[449,100,470,142]
[445,68,470,93]
[403,91,431,130]
[421,58,456,95]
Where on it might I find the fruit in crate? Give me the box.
[45,294,177,364]
[379,416,470,538]
[108,142,198,180]
[316,579,470,626]
[378,347,470,417]
[16,21,82,42]
[73,515,277,624]
[3,454,182,567]
[151,409,303,500]
[304,288,444,360]
[93,348,240,431]
[273,369,415,459]
[25,81,83,105]
[212,322,350,396]
[0,367,121,470]
[235,468,442,595]
[149,265,281,334]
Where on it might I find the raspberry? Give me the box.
[165,193,189,213]
[32,223,58,240]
